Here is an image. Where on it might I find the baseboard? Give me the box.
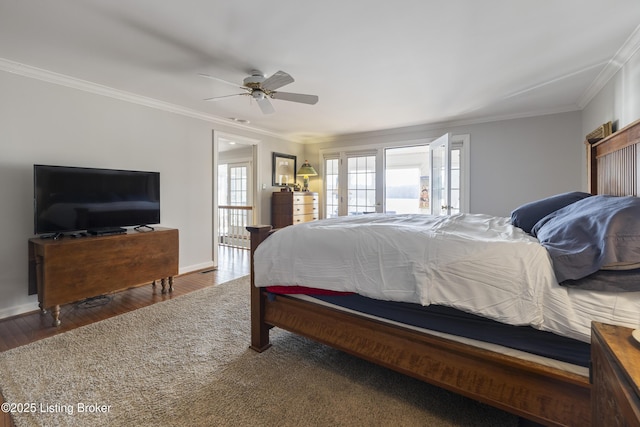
[0,300,40,321]
[179,261,216,276]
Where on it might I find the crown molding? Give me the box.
[306,105,579,145]
[0,57,293,141]
[577,24,640,109]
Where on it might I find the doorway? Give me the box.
[213,132,259,266]
[384,145,430,214]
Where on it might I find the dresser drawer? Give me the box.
[293,213,318,224]
[293,194,318,205]
[293,203,318,215]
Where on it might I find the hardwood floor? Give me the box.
[0,246,250,353]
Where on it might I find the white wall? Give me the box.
[304,111,583,217]
[253,140,304,226]
[582,48,640,135]
[451,113,583,215]
[581,47,640,187]
[0,70,298,319]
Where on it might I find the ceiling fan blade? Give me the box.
[198,73,245,90]
[203,93,247,101]
[261,70,294,91]
[271,91,319,105]
[256,97,275,114]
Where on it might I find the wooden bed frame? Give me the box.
[248,118,640,427]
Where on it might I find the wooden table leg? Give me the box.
[51,305,61,327]
[161,278,167,294]
[168,277,174,292]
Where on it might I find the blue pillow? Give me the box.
[533,195,640,282]
[561,268,640,292]
[510,192,592,234]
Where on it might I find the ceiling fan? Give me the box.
[199,70,318,114]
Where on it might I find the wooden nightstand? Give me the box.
[591,322,640,426]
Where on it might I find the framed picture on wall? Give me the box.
[272,152,297,186]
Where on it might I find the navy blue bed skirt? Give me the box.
[305,294,590,367]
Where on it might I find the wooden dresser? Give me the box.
[28,228,179,326]
[591,322,640,426]
[271,191,319,228]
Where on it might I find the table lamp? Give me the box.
[296,160,317,192]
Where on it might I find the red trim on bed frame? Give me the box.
[265,286,353,296]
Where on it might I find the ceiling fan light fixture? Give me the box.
[251,90,266,100]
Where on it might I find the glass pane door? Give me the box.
[347,155,376,215]
[450,147,461,214]
[218,162,252,248]
[229,164,249,206]
[429,133,450,215]
[324,158,340,218]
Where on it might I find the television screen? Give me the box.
[34,165,160,235]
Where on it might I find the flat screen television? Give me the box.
[34,165,160,235]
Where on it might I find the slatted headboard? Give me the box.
[588,118,640,196]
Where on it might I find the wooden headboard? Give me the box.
[588,118,640,196]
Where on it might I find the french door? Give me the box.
[218,162,251,206]
[429,133,451,215]
[323,133,464,217]
[324,152,377,217]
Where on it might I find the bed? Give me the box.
[247,118,640,427]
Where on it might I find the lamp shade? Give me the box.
[296,160,317,177]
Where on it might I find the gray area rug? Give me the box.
[0,276,518,426]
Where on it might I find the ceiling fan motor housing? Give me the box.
[243,72,265,88]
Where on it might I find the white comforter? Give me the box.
[254,213,640,342]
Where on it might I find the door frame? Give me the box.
[212,131,260,267]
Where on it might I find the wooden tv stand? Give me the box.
[28,228,179,326]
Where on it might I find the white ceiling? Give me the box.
[1,1,640,141]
